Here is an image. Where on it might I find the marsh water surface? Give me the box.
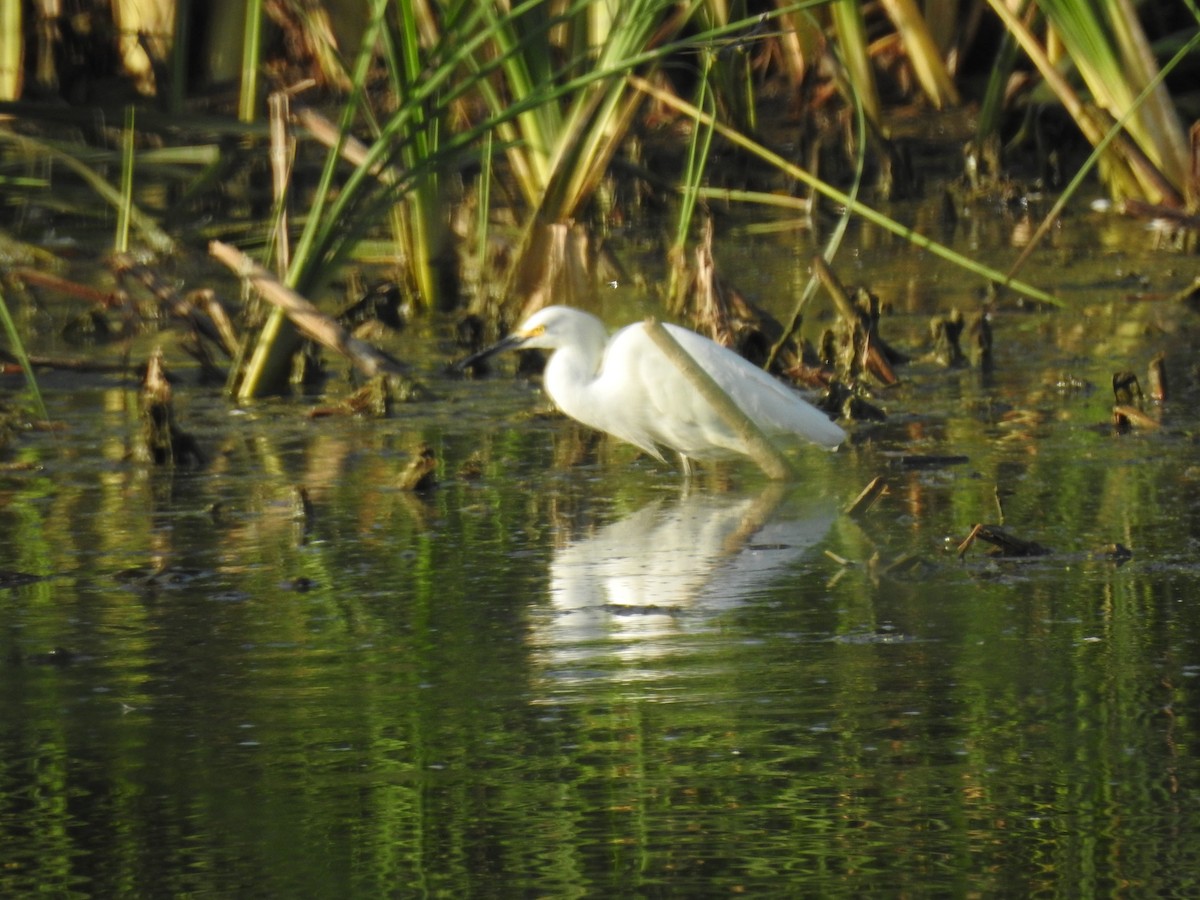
[3,207,1200,896]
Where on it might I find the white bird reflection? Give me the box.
[528,486,834,681]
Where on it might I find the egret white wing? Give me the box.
[663,324,846,450]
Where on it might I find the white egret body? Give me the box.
[468,306,845,471]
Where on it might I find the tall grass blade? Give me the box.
[829,0,882,128]
[239,0,264,123]
[238,0,389,399]
[667,48,717,311]
[0,285,48,423]
[116,106,136,254]
[771,64,870,368]
[385,0,457,310]
[474,130,494,300]
[1042,0,1187,191]
[974,2,1025,175]
[987,0,1184,203]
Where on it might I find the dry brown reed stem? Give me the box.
[845,476,888,518]
[192,290,240,357]
[641,319,794,481]
[1148,353,1168,403]
[269,92,294,274]
[12,268,120,307]
[877,0,961,109]
[294,107,401,185]
[209,241,404,379]
[139,347,204,466]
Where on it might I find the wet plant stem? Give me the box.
[116,106,135,254]
[668,48,717,309]
[643,319,794,481]
[239,0,263,123]
[0,285,47,422]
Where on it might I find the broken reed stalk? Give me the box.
[139,347,203,466]
[210,241,403,379]
[269,91,293,274]
[845,476,888,517]
[813,256,899,384]
[295,107,400,186]
[812,255,859,324]
[398,443,438,492]
[1113,405,1159,431]
[1148,352,1168,402]
[642,319,795,481]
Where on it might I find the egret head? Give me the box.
[453,306,609,372]
[506,307,557,350]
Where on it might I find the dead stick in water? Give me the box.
[1148,352,1168,402]
[845,476,888,518]
[210,240,404,379]
[642,319,795,481]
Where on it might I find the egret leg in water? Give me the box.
[458,306,846,474]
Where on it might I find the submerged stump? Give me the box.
[138,348,203,467]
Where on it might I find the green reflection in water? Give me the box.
[3,224,1200,896]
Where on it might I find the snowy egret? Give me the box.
[459,305,846,474]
